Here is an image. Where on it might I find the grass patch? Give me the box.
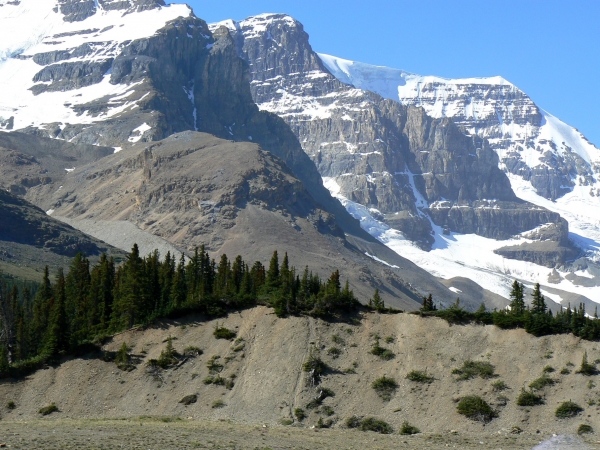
[331,334,345,345]
[302,349,327,385]
[39,403,58,416]
[542,365,555,373]
[406,370,434,384]
[399,421,420,435]
[206,356,224,374]
[516,389,544,406]
[561,367,571,375]
[211,399,225,409]
[359,417,393,434]
[321,405,334,416]
[280,418,293,426]
[327,347,342,358]
[179,395,197,406]
[529,375,556,390]
[452,360,496,380]
[456,396,497,423]
[343,367,357,374]
[294,408,306,421]
[491,380,509,391]
[555,401,583,418]
[384,335,395,344]
[370,338,395,360]
[213,323,236,340]
[372,375,398,401]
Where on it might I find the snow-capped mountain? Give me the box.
[213,13,600,308]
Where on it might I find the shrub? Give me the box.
[327,347,342,359]
[39,403,58,416]
[156,336,179,369]
[207,356,224,374]
[213,324,236,340]
[400,421,420,435]
[542,365,555,373]
[529,375,556,390]
[360,417,393,434]
[346,415,362,428]
[203,375,226,386]
[179,395,197,406]
[211,399,225,408]
[384,336,395,344]
[577,352,596,376]
[496,395,509,406]
[406,370,434,384]
[370,338,394,360]
[452,360,496,380]
[115,343,134,371]
[294,408,306,421]
[516,389,544,406]
[372,375,398,401]
[560,367,571,375]
[578,424,593,435]
[280,418,293,426]
[302,350,327,385]
[6,400,15,410]
[183,346,203,357]
[321,405,334,416]
[331,334,345,345]
[456,396,497,423]
[491,380,509,391]
[343,367,357,374]
[555,401,583,418]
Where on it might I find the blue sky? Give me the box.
[179,0,600,146]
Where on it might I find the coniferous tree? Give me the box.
[531,283,547,314]
[509,280,525,315]
[42,268,69,357]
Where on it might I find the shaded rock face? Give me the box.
[0,190,113,257]
[217,14,570,257]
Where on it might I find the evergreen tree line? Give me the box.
[0,244,358,373]
[420,280,600,340]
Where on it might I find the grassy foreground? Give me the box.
[0,417,590,450]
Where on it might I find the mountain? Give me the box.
[0,188,123,281]
[0,1,492,310]
[212,13,600,307]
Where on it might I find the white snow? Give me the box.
[127,122,151,143]
[0,0,191,131]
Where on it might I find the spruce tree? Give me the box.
[531,283,547,314]
[509,280,525,315]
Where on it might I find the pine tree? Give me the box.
[265,250,280,292]
[42,268,69,357]
[509,280,525,315]
[371,288,385,312]
[531,283,547,314]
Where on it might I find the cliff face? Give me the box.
[214,14,572,258]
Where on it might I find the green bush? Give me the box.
[179,395,197,406]
[384,336,395,344]
[213,324,236,340]
[156,337,179,369]
[371,375,398,401]
[331,334,345,345]
[456,396,496,423]
[400,421,420,435]
[406,370,434,384]
[206,356,224,374]
[321,405,334,416]
[529,375,556,390]
[555,401,583,418]
[452,360,496,380]
[183,346,203,357]
[578,424,593,435]
[560,367,571,375]
[491,380,509,391]
[327,347,342,359]
[302,350,327,385]
[577,352,597,376]
[542,365,555,373]
[115,342,134,371]
[294,408,306,421]
[516,389,544,406]
[6,400,15,410]
[346,415,362,428]
[39,403,58,416]
[370,338,394,360]
[360,417,393,434]
[280,418,293,425]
